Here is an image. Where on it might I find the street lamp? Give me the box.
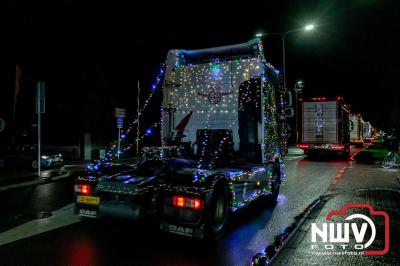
[256,23,315,90]
[304,24,315,31]
[294,80,304,142]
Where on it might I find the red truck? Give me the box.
[297,97,351,158]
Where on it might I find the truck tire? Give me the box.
[205,183,229,240]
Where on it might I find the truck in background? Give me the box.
[362,121,373,147]
[297,97,351,158]
[363,121,372,139]
[350,113,364,147]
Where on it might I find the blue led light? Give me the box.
[145,128,153,135]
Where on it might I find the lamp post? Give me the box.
[256,24,314,143]
[256,24,314,90]
[294,80,304,142]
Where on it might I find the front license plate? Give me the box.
[77,195,100,205]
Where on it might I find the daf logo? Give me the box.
[169,224,193,235]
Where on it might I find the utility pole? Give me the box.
[12,65,22,145]
[294,80,304,143]
[35,82,45,177]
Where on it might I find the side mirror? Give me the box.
[285,107,294,118]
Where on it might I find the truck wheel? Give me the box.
[205,183,229,240]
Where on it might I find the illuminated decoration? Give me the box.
[92,38,288,170]
[162,38,287,167]
[104,63,166,158]
[84,63,166,169]
[142,146,183,160]
[125,63,166,135]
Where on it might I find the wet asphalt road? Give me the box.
[1,149,395,266]
[272,162,400,265]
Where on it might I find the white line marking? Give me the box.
[285,155,305,161]
[0,203,80,246]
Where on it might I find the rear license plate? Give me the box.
[77,195,100,205]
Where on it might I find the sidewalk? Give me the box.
[0,157,137,191]
[272,164,400,265]
[0,168,70,190]
[273,191,400,265]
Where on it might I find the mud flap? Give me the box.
[160,221,205,239]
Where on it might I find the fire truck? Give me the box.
[297,97,351,158]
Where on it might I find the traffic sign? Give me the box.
[117,117,124,129]
[115,107,126,118]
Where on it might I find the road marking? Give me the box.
[0,203,80,246]
[327,166,347,193]
[285,155,305,161]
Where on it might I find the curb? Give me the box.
[250,195,332,265]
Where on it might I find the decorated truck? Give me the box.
[297,97,351,158]
[350,113,364,147]
[74,38,288,239]
[362,121,372,139]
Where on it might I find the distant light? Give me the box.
[255,33,263,37]
[145,128,153,135]
[120,133,126,139]
[305,24,315,31]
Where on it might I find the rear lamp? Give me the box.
[297,144,310,149]
[172,196,202,210]
[74,184,91,194]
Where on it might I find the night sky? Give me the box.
[1,0,400,146]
